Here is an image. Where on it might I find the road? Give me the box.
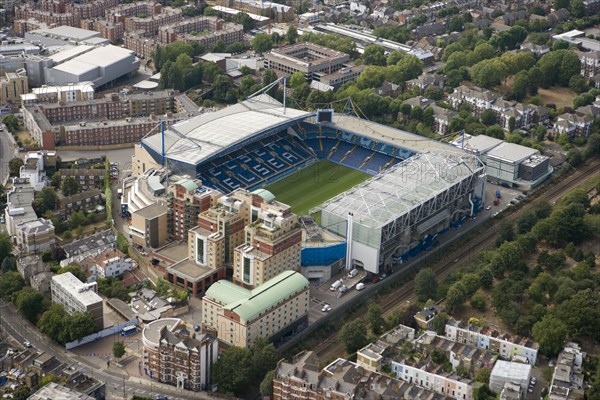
[0,301,215,400]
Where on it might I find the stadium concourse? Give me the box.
[132,94,486,275]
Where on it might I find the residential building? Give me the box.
[264,43,350,80]
[448,85,502,114]
[414,305,444,330]
[432,105,459,135]
[489,360,532,394]
[142,318,218,391]
[445,318,539,365]
[56,189,104,219]
[28,382,94,400]
[15,218,56,253]
[5,178,37,237]
[59,169,106,191]
[554,112,594,137]
[61,229,115,267]
[158,16,243,47]
[201,270,309,347]
[19,153,46,191]
[130,202,169,249]
[166,178,222,241]
[549,343,585,400]
[274,351,454,400]
[391,357,475,400]
[406,73,445,92]
[31,271,54,295]
[0,70,28,107]
[80,249,132,279]
[214,0,294,21]
[21,82,95,106]
[17,254,44,282]
[233,190,301,289]
[51,272,104,329]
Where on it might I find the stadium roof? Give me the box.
[318,152,483,229]
[142,94,312,166]
[327,115,460,154]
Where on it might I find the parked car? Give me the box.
[321,304,332,312]
[23,341,31,348]
[356,283,366,291]
[347,268,358,278]
[339,285,348,294]
[485,205,492,210]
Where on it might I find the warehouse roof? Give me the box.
[316,152,483,229]
[29,26,100,41]
[450,134,503,154]
[205,271,309,323]
[142,94,312,166]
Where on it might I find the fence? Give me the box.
[65,319,138,350]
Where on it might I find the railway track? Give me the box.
[313,160,600,360]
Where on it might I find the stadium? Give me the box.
[133,94,486,276]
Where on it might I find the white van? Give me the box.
[356,283,366,291]
[329,280,343,291]
[348,268,358,278]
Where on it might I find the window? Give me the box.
[196,237,205,264]
[243,257,251,283]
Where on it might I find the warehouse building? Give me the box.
[24,26,107,47]
[25,44,139,87]
[453,134,552,189]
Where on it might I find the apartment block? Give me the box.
[577,50,600,78]
[549,343,585,400]
[142,318,218,392]
[5,178,37,237]
[489,360,532,394]
[167,178,222,241]
[554,112,594,137]
[196,190,252,268]
[59,169,106,190]
[56,189,104,220]
[123,32,158,59]
[15,218,56,253]
[157,16,244,50]
[445,318,539,365]
[80,249,132,279]
[124,7,182,36]
[215,0,294,22]
[201,270,309,348]
[130,202,169,249]
[51,272,103,329]
[233,191,301,289]
[21,82,95,106]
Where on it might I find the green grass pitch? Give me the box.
[264,159,371,216]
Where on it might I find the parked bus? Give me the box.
[120,325,137,336]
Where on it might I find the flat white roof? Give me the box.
[451,134,504,154]
[75,45,135,68]
[32,82,95,94]
[492,360,532,381]
[30,25,100,41]
[142,94,312,166]
[48,44,93,63]
[212,5,270,21]
[52,272,102,306]
[52,59,98,76]
[318,151,483,229]
[486,142,539,164]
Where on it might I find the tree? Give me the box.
[555,0,570,9]
[212,346,252,395]
[12,386,30,400]
[8,157,23,177]
[38,374,59,387]
[0,271,25,301]
[339,319,368,353]
[262,69,278,87]
[449,15,465,32]
[569,74,588,93]
[38,304,69,343]
[57,265,86,282]
[387,50,405,66]
[34,186,58,214]
[253,34,273,53]
[116,232,129,256]
[250,337,278,382]
[0,232,13,265]
[260,370,275,397]
[486,125,505,139]
[568,148,584,167]
[475,367,492,383]
[431,312,449,335]
[415,268,437,302]
[571,0,585,17]
[3,114,19,132]
[155,278,170,296]
[508,116,516,132]
[64,311,97,342]
[537,50,581,87]
[0,256,16,272]
[236,12,255,32]
[470,293,487,311]
[15,288,44,322]
[362,45,387,66]
[461,273,481,295]
[289,71,306,89]
[357,66,386,89]
[471,59,507,88]
[285,26,298,45]
[532,315,568,356]
[446,282,467,313]
[512,71,530,101]
[61,176,81,196]
[367,303,386,335]
[480,109,497,126]
[112,341,126,359]
[496,219,515,247]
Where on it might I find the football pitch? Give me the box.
[264,159,371,216]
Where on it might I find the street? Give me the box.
[0,300,216,400]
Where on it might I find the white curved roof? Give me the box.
[141,94,312,166]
